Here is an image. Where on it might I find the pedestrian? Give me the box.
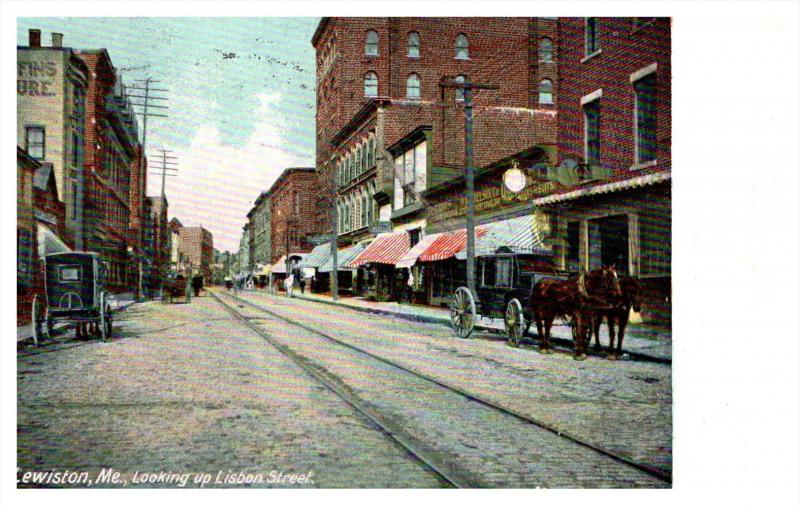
[285,273,294,298]
[299,275,306,295]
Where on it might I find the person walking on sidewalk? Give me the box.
[299,276,306,295]
[285,273,294,298]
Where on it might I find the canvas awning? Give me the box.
[455,214,551,259]
[347,232,410,268]
[271,255,287,274]
[318,243,366,273]
[418,227,488,262]
[395,233,442,269]
[37,223,70,259]
[295,243,332,270]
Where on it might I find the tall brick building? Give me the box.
[268,167,317,263]
[312,17,560,248]
[177,226,214,283]
[536,17,672,324]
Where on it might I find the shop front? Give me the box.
[346,231,411,302]
[535,168,671,325]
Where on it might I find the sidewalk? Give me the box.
[278,290,672,363]
[17,292,139,344]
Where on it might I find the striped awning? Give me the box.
[419,227,488,262]
[395,233,442,269]
[347,232,410,268]
[318,243,366,273]
[455,214,551,259]
[295,243,332,269]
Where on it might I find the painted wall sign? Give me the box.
[17,61,57,97]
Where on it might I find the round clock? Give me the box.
[503,167,527,193]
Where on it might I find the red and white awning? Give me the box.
[347,232,411,268]
[395,233,442,269]
[417,227,488,263]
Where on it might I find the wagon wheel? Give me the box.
[504,298,525,347]
[31,294,48,346]
[449,287,476,339]
[100,292,112,341]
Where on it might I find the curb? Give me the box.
[288,293,671,365]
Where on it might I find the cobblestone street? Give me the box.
[18,291,671,488]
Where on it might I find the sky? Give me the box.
[18,17,319,253]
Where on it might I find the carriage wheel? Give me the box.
[449,287,476,339]
[504,298,525,347]
[100,292,112,341]
[31,294,48,346]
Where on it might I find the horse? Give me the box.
[529,266,622,360]
[591,276,642,359]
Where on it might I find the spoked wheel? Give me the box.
[100,292,112,341]
[504,298,525,347]
[31,294,48,346]
[449,286,476,339]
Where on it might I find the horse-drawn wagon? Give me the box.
[162,274,189,303]
[31,252,112,345]
[448,249,568,346]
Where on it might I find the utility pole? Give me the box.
[440,76,498,297]
[128,78,169,298]
[149,149,178,198]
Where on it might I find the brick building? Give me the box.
[247,190,272,268]
[74,48,142,294]
[238,223,251,274]
[17,30,88,250]
[144,195,169,292]
[177,226,214,283]
[268,167,317,264]
[536,17,672,324]
[312,17,560,251]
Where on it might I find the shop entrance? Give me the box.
[588,214,629,274]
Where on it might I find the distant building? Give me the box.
[168,217,183,271]
[17,29,89,250]
[144,195,169,292]
[178,226,214,283]
[238,223,251,274]
[247,191,272,268]
[268,167,317,263]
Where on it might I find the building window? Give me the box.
[585,18,600,55]
[584,99,600,166]
[539,79,553,104]
[634,73,657,164]
[367,137,375,167]
[455,33,469,59]
[539,37,553,62]
[72,181,79,220]
[408,31,420,57]
[406,73,420,99]
[365,30,379,56]
[364,71,378,97]
[393,141,426,209]
[455,74,466,101]
[25,126,45,159]
[355,146,362,174]
[566,221,581,271]
[294,191,300,215]
[361,142,368,173]
[361,190,367,226]
[409,228,421,247]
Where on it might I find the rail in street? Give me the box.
[211,289,670,487]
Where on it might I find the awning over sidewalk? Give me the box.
[395,233,442,269]
[318,243,366,273]
[37,223,70,259]
[295,243,332,270]
[418,227,488,262]
[455,214,551,259]
[347,232,410,268]
[271,253,307,274]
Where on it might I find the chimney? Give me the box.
[29,29,41,48]
[51,33,63,48]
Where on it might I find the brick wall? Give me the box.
[557,17,671,173]
[269,168,317,263]
[178,226,213,282]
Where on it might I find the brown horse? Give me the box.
[529,266,621,360]
[591,276,642,359]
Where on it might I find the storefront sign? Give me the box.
[17,61,57,97]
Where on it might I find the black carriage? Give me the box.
[162,274,189,303]
[31,252,112,345]
[449,250,568,345]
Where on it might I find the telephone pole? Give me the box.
[149,149,178,198]
[440,77,498,297]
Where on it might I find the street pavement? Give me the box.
[17,290,672,488]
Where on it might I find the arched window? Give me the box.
[364,71,378,97]
[355,146,362,174]
[365,30,379,56]
[406,73,420,99]
[350,194,357,230]
[407,32,420,57]
[539,79,553,104]
[539,37,553,62]
[455,33,469,59]
[455,74,466,101]
[361,141,368,171]
[366,185,373,225]
[361,189,367,226]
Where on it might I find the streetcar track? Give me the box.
[218,289,672,485]
[208,290,469,488]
